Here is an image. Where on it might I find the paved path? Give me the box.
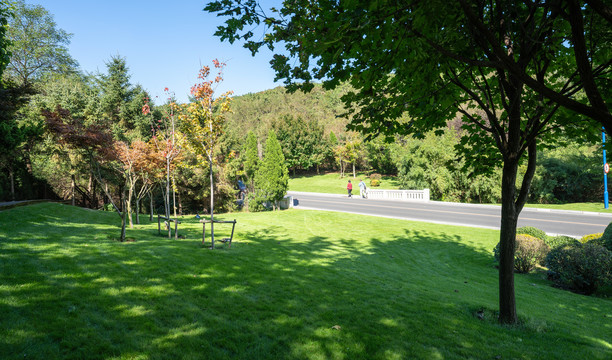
[288,191,612,238]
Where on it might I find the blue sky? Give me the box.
[31,0,283,104]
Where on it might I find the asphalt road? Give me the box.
[288,191,612,238]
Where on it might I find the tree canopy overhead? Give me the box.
[206,0,610,132]
[205,0,611,324]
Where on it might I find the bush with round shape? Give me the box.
[516,226,546,240]
[493,234,550,273]
[246,190,272,212]
[545,242,612,295]
[514,235,550,273]
[545,235,579,249]
[599,222,612,251]
[369,173,382,187]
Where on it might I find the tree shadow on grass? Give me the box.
[0,208,611,359]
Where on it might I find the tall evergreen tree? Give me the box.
[98,56,150,141]
[255,130,288,209]
[243,130,259,190]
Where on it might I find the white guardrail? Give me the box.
[366,189,430,202]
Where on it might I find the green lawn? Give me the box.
[289,172,401,194]
[1,203,610,359]
[289,172,612,213]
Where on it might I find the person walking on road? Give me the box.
[347,180,353,198]
[358,179,367,198]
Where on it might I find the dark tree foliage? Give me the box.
[0,81,46,201]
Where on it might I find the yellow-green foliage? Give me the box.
[493,234,550,273]
[581,233,603,244]
[515,234,550,273]
[370,173,382,187]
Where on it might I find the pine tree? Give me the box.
[243,131,259,191]
[255,130,288,210]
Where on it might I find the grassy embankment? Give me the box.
[289,172,612,213]
[0,203,610,359]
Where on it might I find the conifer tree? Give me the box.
[255,130,288,209]
[243,131,258,191]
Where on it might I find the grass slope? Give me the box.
[0,203,610,359]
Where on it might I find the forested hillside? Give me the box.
[224,83,353,144]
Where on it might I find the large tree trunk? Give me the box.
[498,157,519,324]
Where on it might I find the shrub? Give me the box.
[580,233,603,244]
[545,235,580,249]
[515,235,550,273]
[369,173,382,187]
[516,226,546,240]
[600,222,612,251]
[545,243,612,295]
[246,190,272,212]
[493,234,550,273]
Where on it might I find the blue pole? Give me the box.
[604,128,609,209]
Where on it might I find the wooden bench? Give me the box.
[158,215,182,239]
[200,219,237,248]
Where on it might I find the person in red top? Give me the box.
[347,180,353,198]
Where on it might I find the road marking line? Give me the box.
[301,199,606,227]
